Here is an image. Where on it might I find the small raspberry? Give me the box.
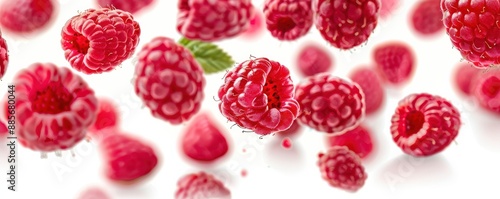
[410,0,443,36]
[263,0,313,41]
[96,0,154,14]
[379,0,399,19]
[453,62,482,96]
[13,63,98,152]
[88,97,120,136]
[0,30,8,79]
[241,8,265,38]
[296,42,334,77]
[277,120,302,137]
[317,146,367,192]
[473,69,500,114]
[177,0,255,42]
[325,124,373,159]
[61,7,141,74]
[373,41,415,85]
[0,0,55,34]
[218,57,299,135]
[295,73,365,134]
[134,37,205,125]
[281,137,292,149]
[390,93,461,156]
[313,0,380,50]
[349,66,385,115]
[175,172,231,199]
[181,112,230,162]
[78,187,111,199]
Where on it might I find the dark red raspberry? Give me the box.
[263,0,313,41]
[78,187,111,199]
[295,73,365,134]
[218,57,299,135]
[441,0,500,68]
[96,0,154,14]
[13,63,98,152]
[87,97,120,136]
[325,124,373,159]
[317,146,367,192]
[181,112,229,162]
[177,0,255,42]
[313,0,380,50]
[349,66,385,115]
[0,30,8,79]
[175,172,231,199]
[373,41,415,85]
[410,0,443,36]
[0,0,55,34]
[61,7,141,74]
[379,0,399,19]
[473,69,500,114]
[453,62,482,96]
[296,42,334,77]
[390,93,461,156]
[276,120,302,137]
[134,37,205,125]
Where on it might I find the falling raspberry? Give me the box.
[241,8,265,38]
[317,146,367,192]
[325,124,373,159]
[349,66,385,115]
[410,0,443,36]
[78,187,111,199]
[373,41,415,85]
[379,0,399,19]
[175,172,231,199]
[473,69,500,115]
[263,0,313,41]
[88,98,120,137]
[281,137,292,149]
[296,42,334,77]
[0,0,55,35]
[96,0,155,14]
[0,30,8,79]
[453,62,482,96]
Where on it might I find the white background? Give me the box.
[1,0,500,198]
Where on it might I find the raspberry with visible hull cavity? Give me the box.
[175,172,231,199]
[96,0,154,14]
[263,0,313,41]
[325,124,373,159]
[218,57,299,135]
[296,42,333,77]
[410,0,443,36]
[0,30,8,79]
[473,69,500,114]
[61,7,141,74]
[317,146,367,192]
[453,62,482,96]
[349,66,385,115]
[0,0,55,34]
[373,41,415,85]
[87,97,120,137]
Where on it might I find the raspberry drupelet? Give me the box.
[263,0,314,41]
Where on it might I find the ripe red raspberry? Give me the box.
[181,112,229,162]
[313,0,381,50]
[379,0,399,19]
[410,0,443,36]
[277,120,302,137]
[175,172,231,199]
[87,98,120,137]
[0,0,55,34]
[391,93,461,156]
[373,41,415,85]
[325,124,373,159]
[263,0,313,41]
[177,0,255,42]
[296,42,334,77]
[78,187,111,199]
[218,57,299,135]
[441,0,500,68]
[96,0,154,14]
[453,62,482,96]
[134,37,205,125]
[473,69,500,114]
[13,63,98,152]
[317,146,367,192]
[349,66,385,115]
[0,30,8,79]
[61,7,141,74]
[295,73,365,134]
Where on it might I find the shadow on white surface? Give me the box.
[262,137,306,173]
[469,107,500,153]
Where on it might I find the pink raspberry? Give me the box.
[218,57,299,135]
[13,63,98,153]
[177,0,255,42]
[134,37,205,125]
[453,62,482,96]
[325,124,373,159]
[473,69,500,114]
[296,42,334,77]
[317,146,367,192]
[96,0,155,14]
[175,172,231,199]
[441,0,500,68]
[373,41,415,85]
[263,0,313,41]
[0,30,8,79]
[313,0,380,50]
[295,73,365,134]
[87,98,120,137]
[379,0,399,19]
[349,66,385,115]
[0,0,55,34]
[410,0,443,36]
[78,187,111,199]
[61,7,141,74]
[390,93,461,156]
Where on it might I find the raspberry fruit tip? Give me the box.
[217,57,300,136]
[0,30,8,79]
[390,93,461,157]
[175,172,231,199]
[61,7,140,75]
[263,0,314,41]
[0,0,56,35]
[317,146,367,192]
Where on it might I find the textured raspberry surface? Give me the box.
[277,120,302,137]
[0,121,7,136]
[61,7,141,74]
[177,0,254,42]
[134,37,205,125]
[263,0,313,41]
[13,63,98,151]
[96,0,154,14]
[181,112,229,162]
[453,62,482,96]
[313,0,380,49]
[410,0,443,36]
[175,172,231,199]
[295,73,365,134]
[441,0,500,68]
[325,124,373,159]
[349,66,385,115]
[473,69,500,114]
[0,0,55,34]
[78,187,111,199]
[373,41,415,85]
[390,93,461,156]
[317,146,367,192]
[379,0,399,19]
[88,98,120,136]
[296,43,333,77]
[218,57,299,135]
[0,31,8,79]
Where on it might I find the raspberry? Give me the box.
[13,63,98,153]
[379,0,399,19]
[0,30,8,79]
[410,0,443,36]
[263,0,313,41]
[78,187,111,199]
[88,98,120,136]
[373,41,415,85]
[348,66,385,115]
[61,7,141,74]
[277,120,302,137]
[99,131,158,183]
[175,172,231,199]
[295,73,365,134]
[0,121,7,136]
[96,0,154,14]
[390,93,461,156]
[134,37,205,125]
[241,8,265,38]
[177,0,255,42]
[317,146,367,192]
[296,42,334,77]
[441,0,500,68]
[313,0,380,50]
[218,57,299,135]
[181,112,229,162]
[325,124,373,159]
[281,137,292,149]
[473,69,500,114]
[453,62,482,96]
[0,0,55,34]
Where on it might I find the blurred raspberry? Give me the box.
[379,0,399,19]
[175,172,231,199]
[317,146,367,192]
[78,187,111,199]
[373,41,415,85]
[263,0,313,41]
[325,124,373,159]
[296,42,333,77]
[453,62,482,96]
[88,98,120,137]
[349,66,385,115]
[473,69,500,114]
[0,0,55,34]
[410,0,443,36]
[96,0,154,14]
[241,8,265,38]
[281,137,292,149]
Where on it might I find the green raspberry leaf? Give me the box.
[178,37,235,74]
